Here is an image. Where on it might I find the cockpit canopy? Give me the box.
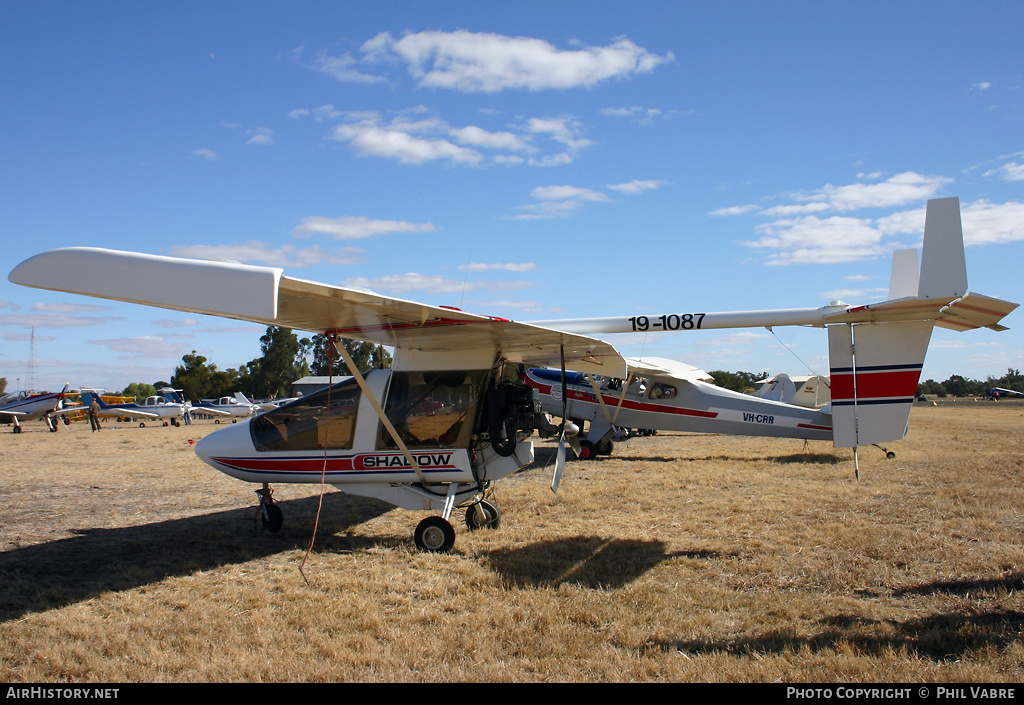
[250,369,487,453]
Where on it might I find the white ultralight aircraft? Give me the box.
[8,197,1017,552]
[188,392,259,422]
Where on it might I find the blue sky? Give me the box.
[2,1,1022,394]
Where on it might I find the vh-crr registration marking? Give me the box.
[628,314,706,332]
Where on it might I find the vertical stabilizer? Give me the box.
[888,249,920,300]
[918,197,968,300]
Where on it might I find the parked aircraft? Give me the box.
[9,198,1017,551]
[0,385,71,433]
[985,387,1024,400]
[753,374,830,409]
[189,392,259,422]
[80,390,188,427]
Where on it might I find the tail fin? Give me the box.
[827,196,961,448]
[234,392,251,406]
[81,391,106,408]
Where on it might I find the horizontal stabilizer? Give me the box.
[936,293,1019,332]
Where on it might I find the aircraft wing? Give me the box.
[97,407,160,419]
[9,247,627,377]
[189,405,233,416]
[623,356,715,383]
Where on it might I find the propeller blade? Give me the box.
[552,433,566,493]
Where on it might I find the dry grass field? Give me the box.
[1,403,1022,683]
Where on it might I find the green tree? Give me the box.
[309,334,392,376]
[917,379,946,398]
[171,352,242,401]
[708,370,767,394]
[0,378,7,396]
[941,374,985,398]
[986,368,1024,393]
[243,327,310,399]
[122,382,158,400]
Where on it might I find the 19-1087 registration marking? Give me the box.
[628,314,706,332]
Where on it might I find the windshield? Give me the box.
[251,375,363,452]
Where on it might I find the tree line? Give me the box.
[120,327,391,402]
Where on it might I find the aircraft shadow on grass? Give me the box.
[651,574,1024,661]
[483,538,721,590]
[0,492,394,623]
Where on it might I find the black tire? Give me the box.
[465,501,502,531]
[414,516,456,552]
[261,503,283,533]
[576,439,597,460]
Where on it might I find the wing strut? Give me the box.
[329,334,427,484]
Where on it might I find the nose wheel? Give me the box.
[255,484,283,533]
[465,500,501,530]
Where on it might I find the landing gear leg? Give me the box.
[255,483,283,533]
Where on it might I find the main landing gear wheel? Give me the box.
[415,516,456,553]
[465,500,502,530]
[261,503,283,533]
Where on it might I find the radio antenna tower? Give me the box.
[25,327,39,392]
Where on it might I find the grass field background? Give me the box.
[1,404,1021,682]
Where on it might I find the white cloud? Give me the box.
[531,185,610,202]
[607,179,667,195]
[505,183,613,220]
[293,216,436,240]
[304,48,386,85]
[363,31,673,93]
[190,148,220,161]
[153,318,199,328]
[89,336,195,360]
[31,302,110,313]
[245,128,274,146]
[324,110,591,167]
[331,122,483,165]
[984,161,1024,182]
[744,215,892,265]
[0,313,123,328]
[709,204,759,216]
[450,125,532,152]
[458,263,537,272]
[167,241,362,268]
[343,273,534,295]
[961,200,1024,246]
[799,171,951,211]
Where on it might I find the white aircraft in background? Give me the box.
[0,384,72,433]
[189,392,259,422]
[9,198,1017,552]
[81,390,189,427]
